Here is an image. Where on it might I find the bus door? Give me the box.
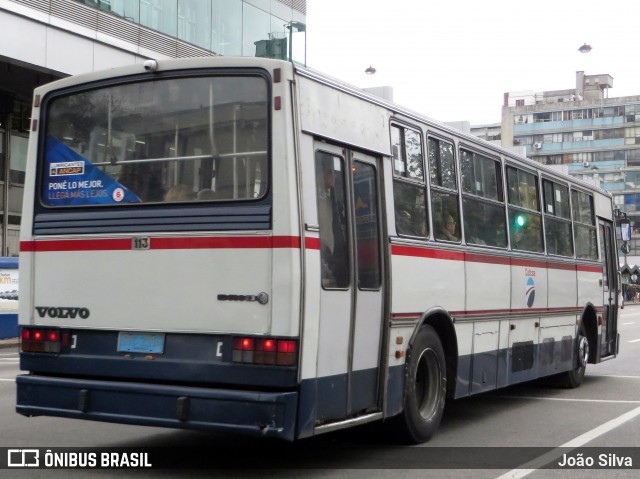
[312,143,385,421]
[599,219,619,358]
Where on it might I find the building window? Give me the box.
[212,0,242,56]
[516,99,525,107]
[178,0,212,49]
[140,0,178,37]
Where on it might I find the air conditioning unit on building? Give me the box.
[533,142,542,149]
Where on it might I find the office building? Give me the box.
[0,0,306,256]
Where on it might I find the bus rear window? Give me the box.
[42,75,269,207]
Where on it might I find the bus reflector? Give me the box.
[20,327,62,353]
[232,336,297,366]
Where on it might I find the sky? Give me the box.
[304,0,640,125]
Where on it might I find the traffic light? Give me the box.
[515,214,526,228]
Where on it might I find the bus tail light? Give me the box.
[20,327,63,353]
[232,337,297,366]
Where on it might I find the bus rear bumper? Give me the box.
[16,374,298,440]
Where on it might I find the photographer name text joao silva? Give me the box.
[8,449,152,468]
[558,452,633,468]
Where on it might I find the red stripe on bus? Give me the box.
[20,236,302,252]
[390,244,601,273]
[20,238,131,252]
[454,307,582,316]
[510,258,549,269]
[391,244,465,261]
[305,237,321,250]
[391,307,583,319]
[577,264,602,273]
[465,253,511,266]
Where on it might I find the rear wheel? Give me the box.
[555,324,589,388]
[390,325,447,443]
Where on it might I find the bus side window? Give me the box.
[543,180,574,257]
[391,125,428,238]
[507,166,543,253]
[572,189,597,260]
[460,149,506,247]
[428,136,460,243]
[432,191,460,242]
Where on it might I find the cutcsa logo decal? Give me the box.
[525,268,536,308]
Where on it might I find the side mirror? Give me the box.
[620,217,632,242]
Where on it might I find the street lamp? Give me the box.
[365,66,377,75]
[285,21,306,64]
[578,43,592,53]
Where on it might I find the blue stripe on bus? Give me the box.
[16,374,298,440]
[17,337,584,439]
[20,330,297,389]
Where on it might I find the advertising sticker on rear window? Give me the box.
[43,136,140,206]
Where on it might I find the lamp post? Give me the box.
[578,43,592,53]
[286,21,306,64]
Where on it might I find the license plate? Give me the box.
[117,332,165,353]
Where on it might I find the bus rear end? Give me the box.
[16,58,302,440]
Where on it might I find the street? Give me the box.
[1,306,640,478]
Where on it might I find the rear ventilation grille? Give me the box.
[33,205,272,235]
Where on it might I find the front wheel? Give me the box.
[389,325,447,443]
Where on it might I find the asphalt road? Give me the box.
[1,306,640,478]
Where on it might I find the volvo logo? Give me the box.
[35,307,90,319]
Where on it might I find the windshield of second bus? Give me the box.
[41,74,269,207]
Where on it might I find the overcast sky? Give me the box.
[305,0,640,125]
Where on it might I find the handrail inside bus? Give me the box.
[91,151,267,167]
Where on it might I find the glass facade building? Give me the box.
[0,0,306,256]
[77,0,307,60]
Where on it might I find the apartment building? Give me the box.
[501,71,640,260]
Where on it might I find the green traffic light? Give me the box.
[516,215,526,227]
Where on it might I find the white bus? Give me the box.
[16,57,620,443]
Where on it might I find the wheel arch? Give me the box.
[581,302,599,364]
[411,307,458,399]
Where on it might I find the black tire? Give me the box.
[390,325,447,444]
[555,324,589,388]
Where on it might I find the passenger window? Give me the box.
[392,125,424,181]
[429,138,456,190]
[428,137,460,243]
[393,182,427,237]
[460,149,502,201]
[507,167,543,253]
[460,149,506,247]
[432,192,460,242]
[391,125,428,237]
[572,189,597,260]
[542,180,574,257]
